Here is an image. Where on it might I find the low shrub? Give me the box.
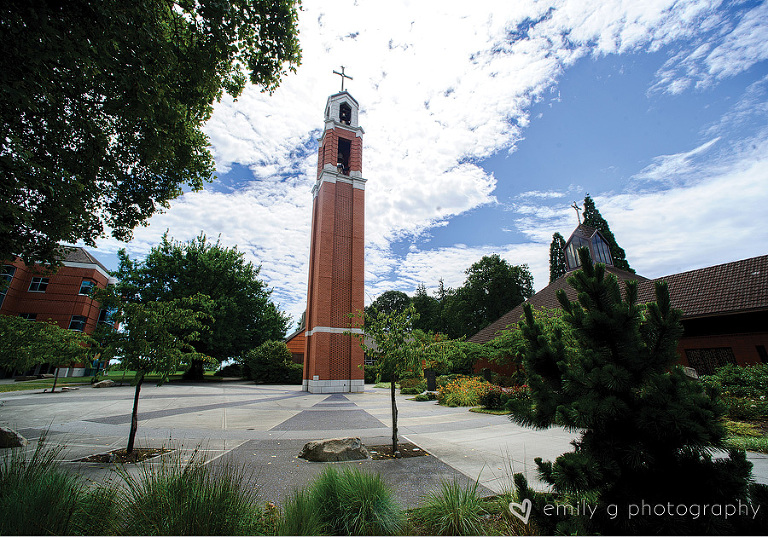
[721,396,768,421]
[413,391,437,401]
[437,375,492,407]
[702,363,768,398]
[479,385,509,410]
[414,478,486,535]
[308,466,403,535]
[400,376,426,395]
[245,341,303,384]
[119,449,267,535]
[504,384,532,415]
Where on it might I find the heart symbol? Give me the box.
[509,498,532,524]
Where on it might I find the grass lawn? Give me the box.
[0,369,220,393]
[469,406,511,415]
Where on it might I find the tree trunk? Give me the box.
[127,372,144,454]
[390,376,399,455]
[50,366,60,393]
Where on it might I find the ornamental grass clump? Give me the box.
[0,435,119,535]
[437,375,492,407]
[277,488,324,536]
[301,466,403,535]
[119,448,267,535]
[414,478,486,535]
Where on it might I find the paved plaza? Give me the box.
[1,380,766,507]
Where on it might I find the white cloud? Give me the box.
[651,2,768,94]
[94,0,767,327]
[633,137,720,184]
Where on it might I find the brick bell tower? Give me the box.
[302,86,366,393]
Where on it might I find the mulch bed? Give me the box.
[75,447,171,464]
[367,442,428,460]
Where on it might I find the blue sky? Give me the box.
[92,0,768,328]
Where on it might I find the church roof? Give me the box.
[636,255,768,320]
[566,224,601,242]
[469,266,644,344]
[468,255,768,344]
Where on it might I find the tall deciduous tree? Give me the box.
[366,290,411,318]
[0,0,301,266]
[548,232,567,283]
[114,233,290,378]
[514,248,752,534]
[0,315,94,392]
[108,295,213,453]
[412,284,440,333]
[352,305,421,455]
[582,195,633,272]
[451,254,534,338]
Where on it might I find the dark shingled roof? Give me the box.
[57,246,111,275]
[636,254,768,320]
[469,255,768,345]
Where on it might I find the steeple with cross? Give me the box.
[571,201,582,224]
[303,82,366,394]
[332,66,353,92]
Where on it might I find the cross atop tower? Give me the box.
[333,66,353,92]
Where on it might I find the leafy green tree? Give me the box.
[515,248,752,534]
[582,195,633,272]
[352,305,421,454]
[114,233,290,378]
[0,315,94,392]
[446,255,534,338]
[548,232,567,283]
[411,284,440,333]
[0,0,301,266]
[366,290,411,318]
[107,295,213,453]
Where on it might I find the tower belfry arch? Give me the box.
[302,86,366,393]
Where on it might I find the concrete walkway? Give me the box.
[1,381,766,507]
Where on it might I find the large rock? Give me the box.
[0,427,28,448]
[299,437,369,462]
[92,379,115,388]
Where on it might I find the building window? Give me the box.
[69,315,87,331]
[757,345,768,364]
[29,277,49,292]
[0,265,15,308]
[79,279,96,295]
[98,307,116,325]
[685,347,737,376]
[19,313,37,321]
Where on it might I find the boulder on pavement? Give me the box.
[299,437,369,462]
[92,379,115,388]
[0,427,28,448]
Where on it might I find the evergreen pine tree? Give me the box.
[548,232,567,283]
[582,194,634,272]
[515,248,754,534]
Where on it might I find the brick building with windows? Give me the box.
[1,247,117,377]
[470,225,768,377]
